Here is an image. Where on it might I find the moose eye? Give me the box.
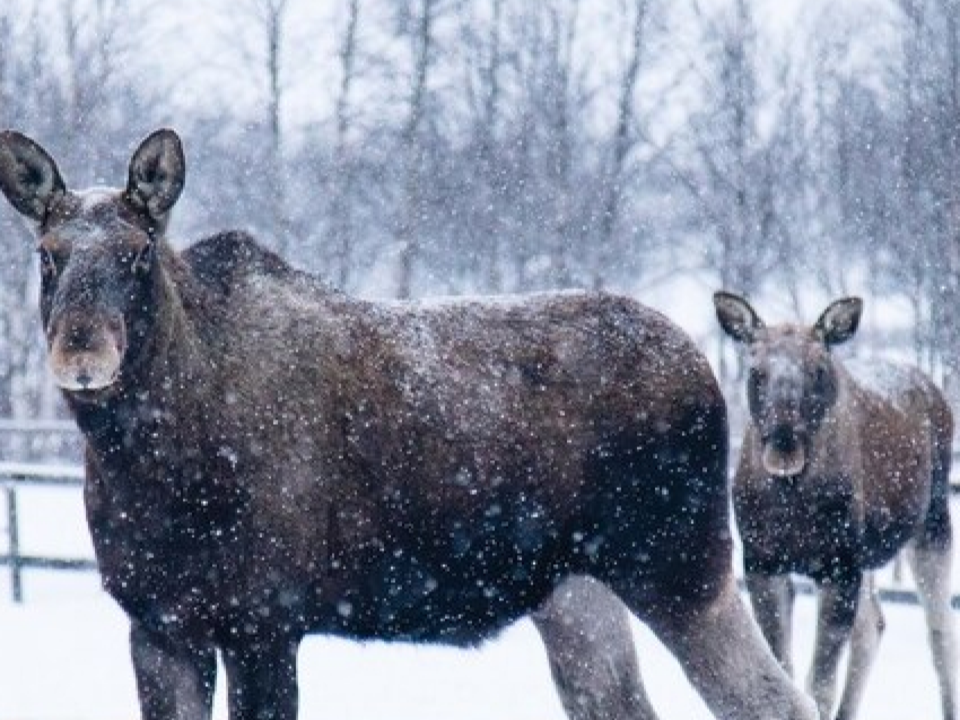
[37,247,58,279]
[814,365,830,388]
[132,242,154,275]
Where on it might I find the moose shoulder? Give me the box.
[0,129,816,720]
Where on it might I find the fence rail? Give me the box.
[0,461,94,603]
[0,420,83,465]
[2,459,960,608]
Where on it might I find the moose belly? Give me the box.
[304,528,566,646]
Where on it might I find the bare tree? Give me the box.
[593,0,650,290]
[881,0,960,385]
[666,0,774,384]
[540,0,582,288]
[219,0,293,255]
[395,0,440,298]
[329,0,362,290]
[459,0,507,291]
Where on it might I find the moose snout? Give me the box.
[48,314,126,393]
[759,422,809,477]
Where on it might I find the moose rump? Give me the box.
[0,128,817,720]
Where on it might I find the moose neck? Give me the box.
[65,242,218,465]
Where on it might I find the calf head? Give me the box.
[714,291,862,477]
[0,129,185,401]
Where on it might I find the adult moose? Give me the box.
[715,291,958,720]
[0,128,815,720]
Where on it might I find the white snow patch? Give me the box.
[77,188,118,212]
[0,572,951,720]
[2,485,959,719]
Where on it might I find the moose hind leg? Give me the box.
[745,572,796,676]
[834,573,885,720]
[807,574,862,720]
[908,537,959,720]
[532,575,660,720]
[622,575,817,720]
[130,621,217,720]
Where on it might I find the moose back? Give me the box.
[0,129,815,720]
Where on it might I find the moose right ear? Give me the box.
[713,291,764,344]
[125,128,186,227]
[0,131,66,223]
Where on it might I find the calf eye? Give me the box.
[38,247,57,279]
[814,366,829,387]
[132,242,154,275]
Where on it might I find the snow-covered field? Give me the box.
[0,480,955,719]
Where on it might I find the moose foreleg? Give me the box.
[834,574,884,720]
[222,633,302,720]
[130,621,217,720]
[745,572,796,677]
[807,574,861,720]
[532,575,661,720]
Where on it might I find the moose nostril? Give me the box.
[769,426,798,453]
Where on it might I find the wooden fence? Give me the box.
[0,461,94,603]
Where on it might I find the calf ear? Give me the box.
[815,297,862,346]
[125,128,185,227]
[714,291,763,344]
[0,131,66,224]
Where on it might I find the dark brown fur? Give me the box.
[84,259,732,646]
[0,129,817,720]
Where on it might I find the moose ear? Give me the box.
[714,291,764,344]
[125,128,185,225]
[814,297,862,347]
[0,131,66,223]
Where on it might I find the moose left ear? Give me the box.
[814,297,863,346]
[0,130,66,224]
[714,291,764,344]
[124,129,185,228]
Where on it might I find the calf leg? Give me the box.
[834,573,884,720]
[222,633,301,720]
[130,621,217,720]
[746,572,795,676]
[807,574,861,720]
[619,574,817,720]
[532,575,660,720]
[907,538,958,720]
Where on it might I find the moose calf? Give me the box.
[716,291,957,720]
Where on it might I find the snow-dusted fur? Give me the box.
[0,129,816,720]
[716,291,957,720]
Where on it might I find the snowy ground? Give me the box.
[0,481,956,719]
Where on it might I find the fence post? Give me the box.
[5,484,21,603]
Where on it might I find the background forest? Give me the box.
[0,0,958,425]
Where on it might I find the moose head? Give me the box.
[714,291,863,477]
[0,129,185,401]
